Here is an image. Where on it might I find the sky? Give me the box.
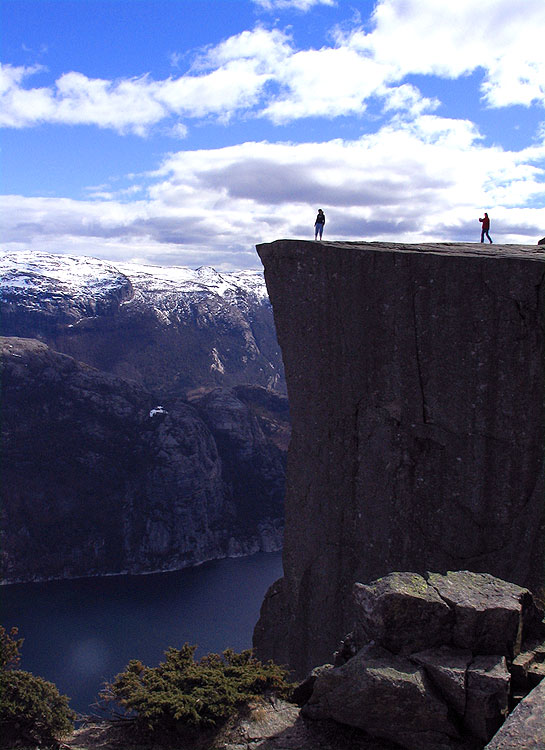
[1,0,545,270]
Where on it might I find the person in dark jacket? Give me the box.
[314,209,325,240]
[479,212,493,243]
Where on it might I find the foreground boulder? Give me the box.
[484,679,545,749]
[302,571,545,750]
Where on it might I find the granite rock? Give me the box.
[352,572,452,655]
[464,655,510,742]
[303,644,462,750]
[298,571,544,750]
[427,571,537,657]
[254,240,545,677]
[411,646,473,717]
[484,679,545,749]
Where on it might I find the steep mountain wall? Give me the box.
[253,239,545,677]
[0,252,288,583]
[0,337,287,583]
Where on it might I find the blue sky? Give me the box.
[1,0,544,269]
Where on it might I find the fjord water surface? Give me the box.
[1,552,283,714]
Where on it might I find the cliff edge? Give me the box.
[253,239,545,677]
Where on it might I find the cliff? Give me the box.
[0,337,287,583]
[253,239,545,677]
[0,252,288,583]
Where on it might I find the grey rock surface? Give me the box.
[0,337,287,583]
[297,571,544,750]
[484,679,545,749]
[464,655,510,742]
[67,700,400,750]
[411,646,473,716]
[303,644,462,750]
[427,571,533,657]
[352,572,452,655]
[254,239,545,677]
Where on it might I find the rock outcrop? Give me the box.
[254,240,545,677]
[300,571,545,750]
[0,337,287,583]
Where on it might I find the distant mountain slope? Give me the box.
[0,251,285,396]
[1,337,287,583]
[0,251,288,584]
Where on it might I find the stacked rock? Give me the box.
[299,571,545,750]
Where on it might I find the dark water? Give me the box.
[0,552,283,715]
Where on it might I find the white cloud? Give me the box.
[2,124,543,268]
[347,0,545,107]
[2,2,544,134]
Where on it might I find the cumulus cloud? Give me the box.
[343,0,545,108]
[2,1,544,134]
[2,124,544,268]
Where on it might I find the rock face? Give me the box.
[254,240,545,677]
[0,337,287,583]
[0,251,288,583]
[301,571,545,750]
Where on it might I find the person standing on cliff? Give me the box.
[479,212,493,243]
[314,209,325,240]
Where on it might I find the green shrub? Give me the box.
[101,644,291,743]
[0,627,75,748]
[0,627,23,671]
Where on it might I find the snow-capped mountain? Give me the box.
[1,250,288,584]
[0,251,268,308]
[1,250,284,396]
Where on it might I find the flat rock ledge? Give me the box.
[299,571,545,750]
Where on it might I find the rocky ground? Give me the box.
[65,699,398,750]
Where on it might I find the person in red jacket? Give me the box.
[479,212,493,243]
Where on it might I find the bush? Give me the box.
[0,626,75,748]
[101,644,292,743]
[0,627,23,671]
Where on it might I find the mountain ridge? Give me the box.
[0,250,288,584]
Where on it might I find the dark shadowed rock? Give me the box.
[484,679,545,749]
[352,572,452,655]
[254,239,545,677]
[538,237,545,245]
[303,644,462,750]
[0,337,287,583]
[298,571,544,750]
[464,655,510,742]
[411,646,473,716]
[291,664,334,707]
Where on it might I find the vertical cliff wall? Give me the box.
[254,239,545,677]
